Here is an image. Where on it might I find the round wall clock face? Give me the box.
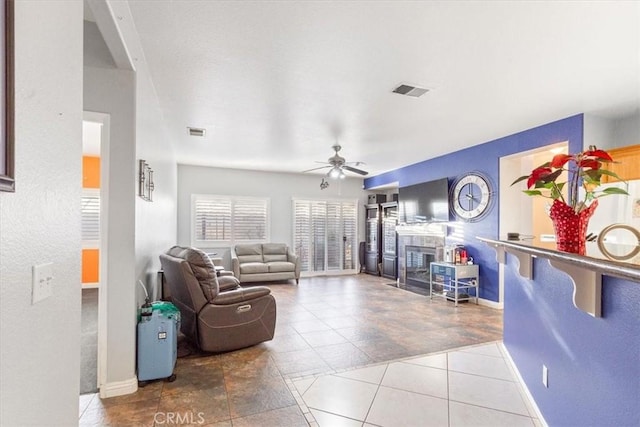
[451,172,493,221]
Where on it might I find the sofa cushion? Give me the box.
[238,254,263,263]
[262,243,288,262]
[240,262,269,275]
[267,261,295,273]
[166,245,219,301]
[235,243,264,263]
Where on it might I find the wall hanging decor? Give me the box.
[138,159,154,201]
[0,0,15,192]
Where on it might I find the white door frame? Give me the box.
[83,111,110,391]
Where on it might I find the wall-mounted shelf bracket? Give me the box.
[505,247,533,280]
[484,242,532,279]
[548,259,602,317]
[476,237,632,318]
[489,243,505,264]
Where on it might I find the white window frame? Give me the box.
[191,194,271,247]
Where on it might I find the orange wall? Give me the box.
[82,249,99,284]
[82,156,100,284]
[83,156,100,189]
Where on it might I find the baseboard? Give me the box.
[99,376,138,399]
[499,342,548,426]
[478,297,503,309]
[300,269,358,278]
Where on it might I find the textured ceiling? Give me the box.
[121,1,639,177]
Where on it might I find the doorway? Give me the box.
[293,199,359,275]
[80,112,109,395]
[498,141,568,302]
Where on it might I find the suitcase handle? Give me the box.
[237,304,252,313]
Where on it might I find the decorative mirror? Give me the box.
[138,159,154,202]
[597,224,640,262]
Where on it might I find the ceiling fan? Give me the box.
[303,145,369,179]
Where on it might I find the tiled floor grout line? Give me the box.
[293,341,538,427]
[446,351,451,427]
[80,276,505,426]
[361,362,391,425]
[221,363,236,425]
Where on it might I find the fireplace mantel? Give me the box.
[396,223,447,236]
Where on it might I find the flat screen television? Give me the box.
[398,178,449,224]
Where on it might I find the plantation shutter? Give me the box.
[194,198,232,242]
[311,201,326,271]
[192,195,269,245]
[233,199,267,241]
[293,199,358,273]
[326,202,341,270]
[342,202,357,270]
[294,202,311,272]
[81,192,100,242]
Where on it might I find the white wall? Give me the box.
[133,48,178,302]
[178,165,368,267]
[84,65,138,391]
[0,2,83,425]
[613,111,640,148]
[584,111,640,149]
[83,9,178,393]
[584,114,614,150]
[84,20,116,69]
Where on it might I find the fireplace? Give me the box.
[405,245,436,289]
[396,224,445,294]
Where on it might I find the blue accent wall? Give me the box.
[366,113,640,425]
[365,114,584,302]
[504,257,639,426]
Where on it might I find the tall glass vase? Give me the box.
[549,199,598,255]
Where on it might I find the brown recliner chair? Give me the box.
[159,246,276,353]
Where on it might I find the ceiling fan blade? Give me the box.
[342,165,369,176]
[302,165,332,173]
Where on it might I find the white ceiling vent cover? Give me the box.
[392,84,429,98]
[188,127,206,137]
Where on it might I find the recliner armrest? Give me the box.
[212,286,272,305]
[218,275,240,292]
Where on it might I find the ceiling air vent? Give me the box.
[187,127,206,137]
[392,83,429,98]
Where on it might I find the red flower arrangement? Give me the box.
[511,146,628,213]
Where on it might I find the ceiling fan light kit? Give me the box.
[303,144,369,179]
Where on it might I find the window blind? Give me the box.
[293,199,357,273]
[81,192,100,242]
[193,195,269,245]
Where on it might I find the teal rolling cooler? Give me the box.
[137,302,180,386]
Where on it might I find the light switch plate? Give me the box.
[32,262,54,304]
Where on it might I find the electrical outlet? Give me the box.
[542,364,549,388]
[32,262,54,304]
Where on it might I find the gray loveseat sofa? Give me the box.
[231,243,300,284]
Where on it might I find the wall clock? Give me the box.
[450,171,494,221]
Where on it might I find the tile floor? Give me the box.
[79,274,511,426]
[291,342,541,426]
